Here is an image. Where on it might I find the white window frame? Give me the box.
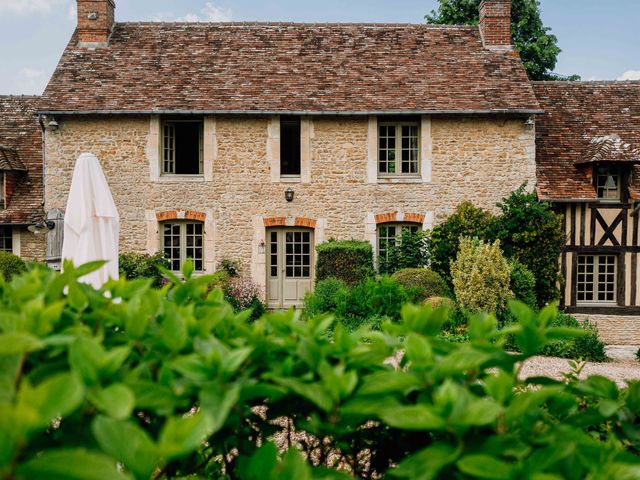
[596,166,621,202]
[378,121,421,178]
[161,221,205,273]
[576,254,617,305]
[160,119,204,176]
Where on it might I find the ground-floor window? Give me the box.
[577,254,616,303]
[377,222,420,272]
[162,222,204,272]
[0,226,12,252]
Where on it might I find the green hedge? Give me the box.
[119,251,169,288]
[315,240,374,286]
[0,263,639,478]
[0,251,26,280]
[391,268,450,302]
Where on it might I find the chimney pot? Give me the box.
[479,0,512,50]
[76,0,115,47]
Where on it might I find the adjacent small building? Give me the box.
[534,81,640,344]
[0,96,46,260]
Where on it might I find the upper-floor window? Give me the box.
[378,120,420,176]
[162,221,204,272]
[576,254,616,304]
[596,166,620,201]
[280,116,301,177]
[0,172,5,208]
[0,226,12,252]
[162,119,203,175]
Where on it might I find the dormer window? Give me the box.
[596,166,620,201]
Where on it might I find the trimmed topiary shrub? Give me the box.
[509,259,537,309]
[429,201,496,287]
[316,239,375,286]
[0,251,26,281]
[303,277,348,318]
[451,237,512,314]
[392,268,450,303]
[119,251,169,288]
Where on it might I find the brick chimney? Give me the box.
[76,0,115,46]
[479,0,512,50]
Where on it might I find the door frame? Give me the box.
[266,227,315,309]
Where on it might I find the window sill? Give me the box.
[377,176,424,184]
[157,175,205,183]
[279,176,302,183]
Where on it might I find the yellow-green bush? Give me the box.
[451,237,512,314]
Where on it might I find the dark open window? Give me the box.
[280,116,301,176]
[162,119,203,175]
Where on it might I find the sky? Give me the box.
[0,0,638,95]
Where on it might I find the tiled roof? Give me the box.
[0,96,43,224]
[533,81,640,201]
[41,22,540,114]
[0,146,28,172]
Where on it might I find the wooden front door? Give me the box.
[266,228,314,309]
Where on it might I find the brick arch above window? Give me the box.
[156,210,206,222]
[263,216,317,229]
[374,212,425,225]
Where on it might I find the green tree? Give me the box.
[425,0,576,81]
[493,185,565,307]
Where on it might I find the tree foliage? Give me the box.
[425,0,574,80]
[1,262,640,479]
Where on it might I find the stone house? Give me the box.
[0,96,46,260]
[38,0,538,308]
[535,81,640,344]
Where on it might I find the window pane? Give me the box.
[0,226,12,252]
[280,116,301,175]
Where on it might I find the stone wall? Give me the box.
[574,314,640,346]
[15,228,45,262]
[44,114,536,287]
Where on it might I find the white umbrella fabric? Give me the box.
[61,152,120,288]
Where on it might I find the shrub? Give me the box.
[119,251,170,288]
[1,264,639,479]
[391,268,450,303]
[316,240,375,286]
[381,228,429,274]
[303,277,348,317]
[335,276,410,329]
[451,237,512,314]
[0,251,26,280]
[217,257,241,277]
[429,201,496,286]
[224,275,266,322]
[539,313,608,362]
[509,259,537,309]
[494,184,565,306]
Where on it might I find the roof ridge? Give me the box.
[115,21,477,29]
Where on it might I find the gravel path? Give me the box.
[520,356,640,387]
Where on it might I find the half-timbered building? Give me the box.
[534,81,640,344]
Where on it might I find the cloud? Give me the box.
[0,0,68,16]
[153,2,232,22]
[618,70,640,81]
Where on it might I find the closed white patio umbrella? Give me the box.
[61,152,119,288]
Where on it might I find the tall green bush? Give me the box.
[429,201,495,286]
[494,185,565,306]
[451,237,512,314]
[1,263,639,479]
[303,277,348,318]
[316,240,375,286]
[0,251,26,280]
[119,251,169,288]
[391,268,450,303]
[509,259,537,309]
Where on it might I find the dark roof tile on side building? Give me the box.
[533,81,640,201]
[0,96,43,225]
[41,22,540,114]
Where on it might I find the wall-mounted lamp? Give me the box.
[258,240,265,255]
[524,117,535,131]
[47,117,59,131]
[285,187,294,202]
[28,218,55,235]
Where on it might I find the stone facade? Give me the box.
[44,114,535,292]
[574,314,640,346]
[10,228,46,262]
